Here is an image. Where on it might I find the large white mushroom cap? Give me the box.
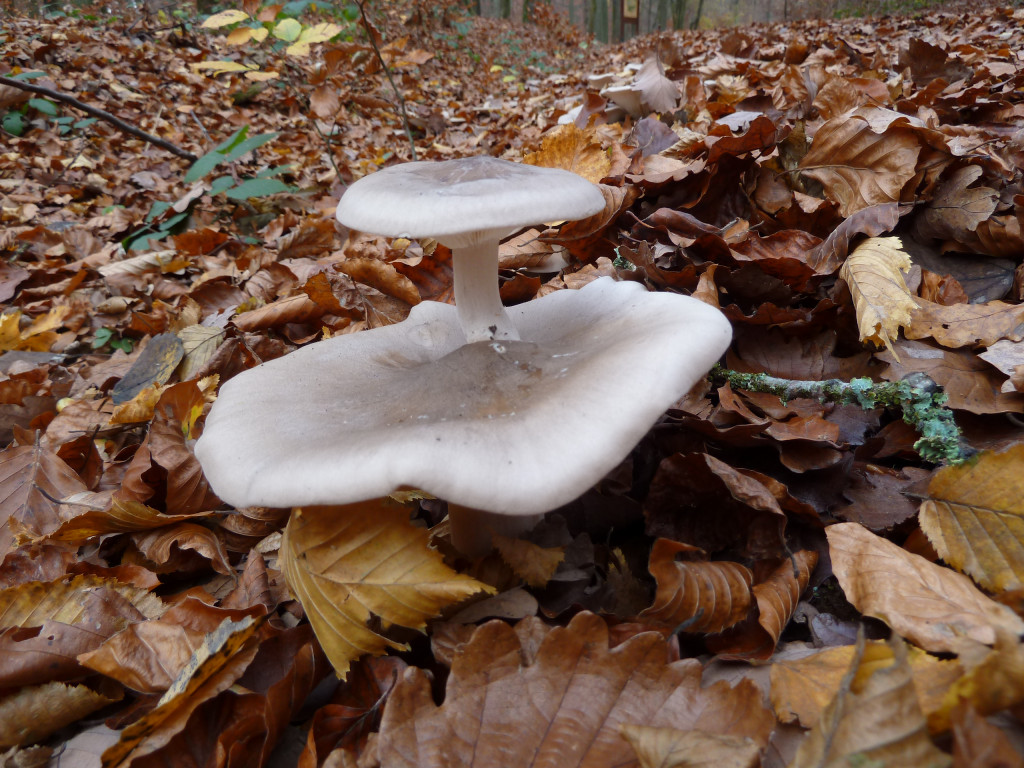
[195,277,731,514]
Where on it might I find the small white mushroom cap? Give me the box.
[335,156,605,249]
[195,277,731,515]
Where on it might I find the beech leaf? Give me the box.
[919,444,1024,592]
[839,236,918,357]
[827,523,1024,653]
[280,501,491,677]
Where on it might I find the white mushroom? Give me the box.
[196,156,732,556]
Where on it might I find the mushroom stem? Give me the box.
[452,241,520,343]
[447,504,542,558]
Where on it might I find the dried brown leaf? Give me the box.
[373,612,774,767]
[799,111,920,217]
[0,682,120,748]
[827,523,1024,653]
[524,123,611,184]
[492,534,564,588]
[789,636,951,768]
[639,539,753,634]
[620,725,760,768]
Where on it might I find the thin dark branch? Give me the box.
[353,0,418,161]
[0,75,197,162]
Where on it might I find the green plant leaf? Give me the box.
[224,178,292,200]
[28,98,58,116]
[221,131,278,164]
[2,112,25,136]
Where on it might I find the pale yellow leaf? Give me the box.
[190,60,257,75]
[272,17,301,41]
[201,9,249,27]
[839,236,918,357]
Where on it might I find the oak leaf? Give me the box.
[827,523,1024,653]
[919,444,1024,592]
[371,612,774,767]
[839,236,918,356]
[280,502,491,677]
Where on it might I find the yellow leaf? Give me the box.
[788,636,951,768]
[201,8,250,27]
[524,123,611,185]
[0,307,68,352]
[839,236,918,358]
[280,501,492,677]
[920,444,1024,592]
[297,22,340,44]
[621,725,760,768]
[225,26,259,45]
[272,17,301,41]
[190,60,257,74]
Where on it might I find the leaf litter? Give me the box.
[1,0,1024,765]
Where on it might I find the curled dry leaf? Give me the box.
[707,550,818,660]
[0,682,121,748]
[789,636,951,768]
[45,496,212,544]
[372,612,774,768]
[916,165,999,243]
[639,538,753,634]
[839,236,918,357]
[633,56,679,114]
[920,444,1024,593]
[336,257,421,307]
[827,523,1024,653]
[280,502,491,677]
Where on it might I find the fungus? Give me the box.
[195,156,732,555]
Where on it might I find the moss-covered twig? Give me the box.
[711,366,968,465]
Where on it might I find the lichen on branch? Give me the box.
[711,366,967,465]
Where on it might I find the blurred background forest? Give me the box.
[3,0,961,43]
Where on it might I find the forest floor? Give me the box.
[2,1,1024,766]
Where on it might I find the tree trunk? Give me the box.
[671,0,687,28]
[689,0,703,28]
[500,0,511,18]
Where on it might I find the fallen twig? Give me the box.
[711,365,968,465]
[0,75,198,162]
[353,0,418,161]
